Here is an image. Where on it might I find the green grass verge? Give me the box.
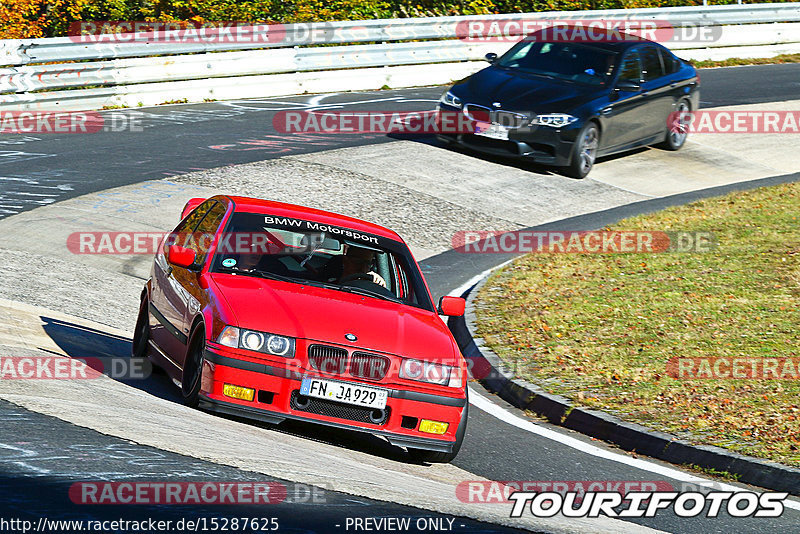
[474,181,800,467]
[693,53,800,69]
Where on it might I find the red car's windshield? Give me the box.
[209,212,434,312]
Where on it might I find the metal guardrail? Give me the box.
[3,3,800,65]
[1,3,799,109]
[3,22,800,95]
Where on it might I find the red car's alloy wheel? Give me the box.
[182,329,206,408]
[131,297,150,359]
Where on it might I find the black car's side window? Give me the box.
[618,51,642,83]
[641,46,666,81]
[660,49,681,75]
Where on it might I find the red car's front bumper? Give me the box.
[198,346,467,453]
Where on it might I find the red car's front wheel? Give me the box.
[182,329,206,408]
[131,297,150,359]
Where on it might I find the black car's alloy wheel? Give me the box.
[660,98,691,150]
[566,122,599,179]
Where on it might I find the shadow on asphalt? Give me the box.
[388,131,656,179]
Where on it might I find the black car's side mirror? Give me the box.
[485,53,498,64]
[615,79,641,92]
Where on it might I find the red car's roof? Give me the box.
[225,196,404,242]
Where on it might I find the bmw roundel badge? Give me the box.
[345,333,357,342]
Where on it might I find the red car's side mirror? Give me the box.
[166,245,197,269]
[438,296,466,317]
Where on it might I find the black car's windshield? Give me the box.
[496,40,616,86]
[209,212,433,311]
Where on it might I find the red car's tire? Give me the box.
[181,328,206,408]
[408,387,469,464]
[131,297,150,359]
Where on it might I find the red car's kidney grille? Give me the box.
[349,352,390,381]
[308,344,348,375]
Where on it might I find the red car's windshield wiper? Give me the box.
[221,267,299,284]
[336,285,402,304]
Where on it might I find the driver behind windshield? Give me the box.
[321,245,387,287]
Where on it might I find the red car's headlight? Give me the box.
[400,358,454,386]
[217,326,295,358]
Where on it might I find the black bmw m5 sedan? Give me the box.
[436,29,700,178]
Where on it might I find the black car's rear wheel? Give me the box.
[659,98,691,151]
[131,297,150,359]
[565,122,599,179]
[407,389,469,463]
[181,328,206,408]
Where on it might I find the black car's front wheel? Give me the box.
[565,122,599,179]
[659,98,691,151]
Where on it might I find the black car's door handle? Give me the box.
[601,107,612,115]
[670,82,678,88]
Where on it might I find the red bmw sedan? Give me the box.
[132,195,469,462]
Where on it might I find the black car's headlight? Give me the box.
[439,91,463,109]
[529,114,579,128]
[217,326,295,357]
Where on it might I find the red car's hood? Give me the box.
[210,274,457,363]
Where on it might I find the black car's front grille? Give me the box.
[462,135,520,155]
[463,104,528,129]
[290,391,390,425]
[349,352,390,381]
[308,345,348,376]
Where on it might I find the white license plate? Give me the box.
[300,377,388,409]
[475,121,509,140]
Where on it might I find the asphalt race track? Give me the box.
[2,63,799,220]
[1,63,799,533]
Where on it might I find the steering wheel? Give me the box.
[339,273,374,284]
